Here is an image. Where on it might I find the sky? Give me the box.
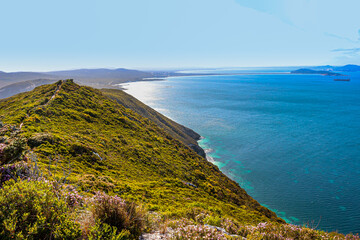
[0,0,360,71]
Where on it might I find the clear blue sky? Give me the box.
[1,0,359,71]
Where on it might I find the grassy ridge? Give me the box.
[0,80,281,225]
[101,88,205,157]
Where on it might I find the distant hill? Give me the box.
[291,68,344,76]
[0,68,158,98]
[48,68,153,87]
[334,64,360,72]
[0,68,216,99]
[0,71,56,82]
[0,68,154,89]
[0,79,57,99]
[307,64,360,72]
[0,71,57,88]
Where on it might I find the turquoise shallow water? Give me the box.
[123,72,360,234]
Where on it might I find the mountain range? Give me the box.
[1,64,360,99]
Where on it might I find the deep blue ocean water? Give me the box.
[122,71,360,234]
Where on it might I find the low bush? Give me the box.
[171,224,228,239]
[91,191,145,239]
[87,220,131,240]
[27,132,56,148]
[0,137,26,164]
[0,179,81,239]
[0,161,31,187]
[64,186,84,208]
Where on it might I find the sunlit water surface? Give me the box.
[122,72,360,234]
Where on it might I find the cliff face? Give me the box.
[101,89,206,158]
[0,80,281,224]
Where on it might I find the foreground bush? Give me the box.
[87,220,131,240]
[91,192,145,239]
[0,179,81,239]
[0,137,26,165]
[0,161,31,187]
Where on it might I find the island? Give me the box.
[291,68,344,76]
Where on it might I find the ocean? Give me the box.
[121,70,360,234]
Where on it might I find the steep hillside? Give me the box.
[0,80,280,224]
[101,88,206,158]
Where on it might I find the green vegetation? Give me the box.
[101,88,205,157]
[0,80,358,239]
[0,80,276,223]
[90,191,144,238]
[0,179,82,239]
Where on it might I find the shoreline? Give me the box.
[197,135,297,226]
[118,73,360,234]
[119,76,306,232]
[197,136,216,162]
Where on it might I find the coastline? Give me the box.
[113,73,360,234]
[197,136,218,163]
[117,76,300,231]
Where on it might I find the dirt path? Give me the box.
[44,80,63,106]
[19,80,64,130]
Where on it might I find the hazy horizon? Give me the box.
[0,64,357,74]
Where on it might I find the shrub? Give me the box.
[0,137,26,164]
[203,215,222,227]
[27,132,56,148]
[0,179,81,239]
[91,192,144,238]
[0,143,6,160]
[64,186,84,208]
[171,224,228,239]
[88,220,131,240]
[0,161,31,187]
[78,174,115,192]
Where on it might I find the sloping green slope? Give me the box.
[0,80,281,224]
[101,88,205,157]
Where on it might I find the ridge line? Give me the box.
[19,80,64,130]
